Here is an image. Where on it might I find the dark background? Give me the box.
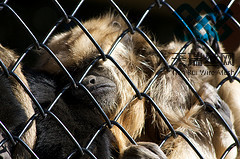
[0,0,239,55]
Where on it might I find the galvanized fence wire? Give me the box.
[0,0,239,158]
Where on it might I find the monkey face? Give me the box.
[66,74,118,116]
[36,14,135,118]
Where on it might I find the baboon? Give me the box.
[0,12,239,159]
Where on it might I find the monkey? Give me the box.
[0,16,167,159]
[215,44,240,158]
[0,12,239,159]
[26,48,167,158]
[32,13,239,159]
[0,45,36,159]
[188,14,240,158]
[0,45,167,159]
[25,71,119,159]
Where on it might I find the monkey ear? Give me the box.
[121,33,133,47]
[111,18,133,45]
[112,20,122,28]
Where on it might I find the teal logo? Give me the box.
[176,1,233,41]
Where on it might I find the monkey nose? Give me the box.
[82,75,97,86]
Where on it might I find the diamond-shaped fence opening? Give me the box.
[0,0,239,158]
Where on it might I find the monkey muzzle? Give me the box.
[81,75,116,95]
[65,75,118,110]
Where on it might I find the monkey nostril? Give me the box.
[89,78,96,84]
[82,75,97,86]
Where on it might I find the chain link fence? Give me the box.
[0,0,239,158]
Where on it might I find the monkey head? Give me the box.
[62,66,119,117]
[35,13,142,118]
[34,13,161,149]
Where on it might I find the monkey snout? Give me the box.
[82,75,116,93]
[82,75,97,86]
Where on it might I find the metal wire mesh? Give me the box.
[0,0,239,158]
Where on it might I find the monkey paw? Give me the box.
[121,142,167,159]
[198,83,232,128]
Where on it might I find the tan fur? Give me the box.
[35,13,239,158]
[213,45,240,158]
[0,45,36,159]
[0,13,239,158]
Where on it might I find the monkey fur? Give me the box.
[0,13,239,158]
[0,45,36,159]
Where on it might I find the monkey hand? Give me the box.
[198,83,233,129]
[121,142,167,159]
